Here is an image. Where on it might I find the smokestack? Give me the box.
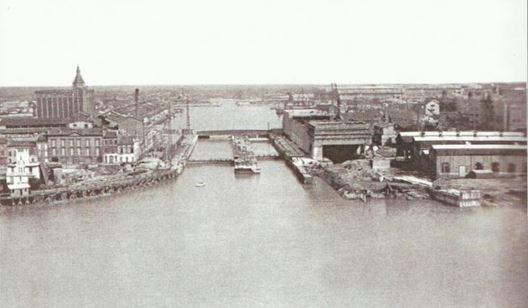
[134,88,139,118]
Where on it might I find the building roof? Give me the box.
[413,136,526,143]
[103,130,118,139]
[35,88,75,95]
[47,127,104,137]
[431,144,527,156]
[398,131,526,138]
[432,144,527,150]
[7,140,37,148]
[117,136,135,145]
[0,117,69,127]
[307,119,369,129]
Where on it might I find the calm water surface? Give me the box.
[1,102,527,307]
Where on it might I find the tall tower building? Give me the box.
[35,66,95,121]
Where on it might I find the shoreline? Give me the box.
[1,134,198,207]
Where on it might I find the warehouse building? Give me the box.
[429,144,527,178]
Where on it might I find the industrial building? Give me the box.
[395,131,526,161]
[283,111,372,162]
[394,131,527,178]
[429,144,527,178]
[34,66,95,121]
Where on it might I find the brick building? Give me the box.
[35,66,95,121]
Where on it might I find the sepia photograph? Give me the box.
[0,0,527,307]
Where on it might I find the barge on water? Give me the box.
[231,136,261,174]
[427,188,481,207]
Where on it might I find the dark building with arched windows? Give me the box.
[429,144,526,178]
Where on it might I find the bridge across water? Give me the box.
[188,154,280,165]
[196,129,282,137]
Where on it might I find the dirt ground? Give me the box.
[437,176,527,207]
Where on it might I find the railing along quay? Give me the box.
[0,166,184,206]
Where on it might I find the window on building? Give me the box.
[69,139,73,147]
[51,139,56,147]
[77,148,81,156]
[61,139,65,147]
[441,162,450,173]
[70,148,74,156]
[96,148,100,156]
[76,139,81,147]
[95,139,100,146]
[491,162,500,173]
[475,162,483,170]
[61,148,65,156]
[52,148,56,156]
[86,148,90,156]
[507,163,516,173]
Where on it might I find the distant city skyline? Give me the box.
[0,0,526,86]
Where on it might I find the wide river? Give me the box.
[1,101,527,307]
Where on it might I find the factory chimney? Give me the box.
[134,88,139,118]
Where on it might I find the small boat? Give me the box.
[195,181,206,187]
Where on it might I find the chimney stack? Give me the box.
[134,88,139,118]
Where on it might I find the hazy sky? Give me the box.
[0,0,526,86]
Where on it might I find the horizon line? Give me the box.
[1,80,526,88]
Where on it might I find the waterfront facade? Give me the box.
[429,144,527,178]
[35,66,95,121]
[47,128,104,164]
[395,131,527,161]
[6,140,41,197]
[103,136,140,164]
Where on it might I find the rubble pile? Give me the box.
[316,159,431,202]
